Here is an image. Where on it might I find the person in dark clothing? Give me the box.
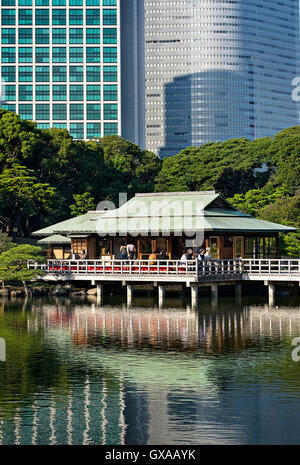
[120,241,128,260]
[186,249,194,260]
[158,250,169,260]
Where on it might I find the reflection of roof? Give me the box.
[37,234,71,245]
[32,191,297,236]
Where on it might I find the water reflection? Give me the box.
[0,296,300,445]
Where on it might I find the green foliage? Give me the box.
[0,164,57,237]
[98,136,161,199]
[70,193,96,217]
[0,232,14,255]
[259,193,300,257]
[227,187,288,216]
[155,137,272,196]
[0,244,44,287]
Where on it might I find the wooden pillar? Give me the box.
[269,283,275,307]
[191,284,199,309]
[211,283,218,308]
[127,284,134,306]
[235,283,242,303]
[158,284,165,309]
[96,283,103,306]
[265,281,275,307]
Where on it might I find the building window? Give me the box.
[69,9,83,25]
[53,103,67,120]
[18,28,32,44]
[69,85,83,101]
[19,47,32,62]
[35,9,49,25]
[102,0,116,5]
[69,47,83,62]
[52,84,67,101]
[2,28,15,44]
[104,103,117,120]
[87,122,101,138]
[52,123,67,129]
[2,9,16,25]
[2,66,16,82]
[70,103,84,119]
[86,66,100,82]
[104,122,118,136]
[103,47,117,63]
[52,9,66,25]
[52,66,66,81]
[18,9,32,25]
[103,84,117,101]
[36,85,50,101]
[103,28,117,44]
[86,47,100,63]
[70,123,84,138]
[18,103,32,119]
[69,66,83,82]
[86,9,100,25]
[5,85,16,100]
[86,85,100,100]
[35,47,49,63]
[36,103,50,120]
[53,47,66,63]
[2,103,16,112]
[35,28,49,44]
[52,28,66,44]
[18,66,32,82]
[103,9,117,25]
[1,47,15,63]
[37,123,50,129]
[2,0,15,5]
[36,66,49,82]
[86,28,100,44]
[19,84,32,101]
[69,28,83,44]
[103,66,117,82]
[87,103,101,120]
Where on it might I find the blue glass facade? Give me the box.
[145,0,300,157]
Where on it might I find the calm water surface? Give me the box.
[0,293,300,445]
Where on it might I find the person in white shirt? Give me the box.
[180,251,188,265]
[127,242,136,260]
[205,248,212,261]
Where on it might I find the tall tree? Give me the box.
[0,165,57,237]
[0,244,45,293]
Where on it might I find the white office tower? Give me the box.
[0,0,145,146]
[145,0,299,157]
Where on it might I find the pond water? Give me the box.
[0,293,300,445]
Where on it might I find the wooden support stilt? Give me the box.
[158,284,165,309]
[191,284,199,309]
[127,284,134,306]
[96,283,103,306]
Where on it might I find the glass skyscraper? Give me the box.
[145,0,299,157]
[0,0,145,145]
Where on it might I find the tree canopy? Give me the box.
[0,109,298,256]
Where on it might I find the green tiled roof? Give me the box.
[37,235,71,245]
[32,213,95,236]
[32,192,298,236]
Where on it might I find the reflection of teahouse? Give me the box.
[33,191,297,260]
